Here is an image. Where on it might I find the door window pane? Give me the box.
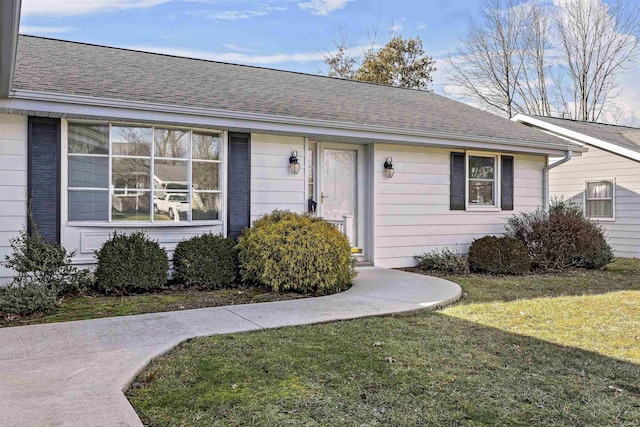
[192,192,220,220]
[154,159,188,191]
[68,190,109,221]
[154,128,189,159]
[112,191,150,221]
[68,124,109,155]
[111,126,152,156]
[192,132,222,160]
[112,158,151,189]
[68,156,109,188]
[192,162,220,191]
[153,191,189,221]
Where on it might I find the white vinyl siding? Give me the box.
[374,144,544,268]
[250,133,306,223]
[549,144,640,257]
[0,114,28,284]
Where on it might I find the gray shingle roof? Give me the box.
[532,116,640,154]
[13,35,569,147]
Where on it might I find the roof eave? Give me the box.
[0,0,21,98]
[5,89,577,155]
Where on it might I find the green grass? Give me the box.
[127,259,640,426]
[1,287,307,327]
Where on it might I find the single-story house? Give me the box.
[513,114,640,258]
[0,2,582,283]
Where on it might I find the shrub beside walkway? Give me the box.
[0,267,461,427]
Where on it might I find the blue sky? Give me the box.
[18,0,640,125]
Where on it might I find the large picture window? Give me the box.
[467,155,497,206]
[585,180,615,220]
[67,122,223,223]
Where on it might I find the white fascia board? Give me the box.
[513,114,639,161]
[3,90,572,156]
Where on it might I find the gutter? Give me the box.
[0,0,21,98]
[542,150,572,209]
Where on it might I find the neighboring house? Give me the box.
[513,114,640,258]
[0,2,582,282]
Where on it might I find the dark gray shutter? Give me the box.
[450,152,466,210]
[28,117,61,242]
[501,156,514,211]
[227,133,251,239]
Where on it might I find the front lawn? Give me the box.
[0,286,308,327]
[127,259,640,426]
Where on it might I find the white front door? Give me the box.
[319,145,364,253]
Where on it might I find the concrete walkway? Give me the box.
[0,267,461,427]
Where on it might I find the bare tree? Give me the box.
[322,29,358,80]
[448,0,529,118]
[555,0,640,122]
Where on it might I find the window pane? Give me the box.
[68,190,109,221]
[112,191,150,221]
[469,181,494,205]
[587,200,613,218]
[154,128,189,159]
[469,156,495,179]
[587,181,612,199]
[112,158,150,189]
[154,159,188,191]
[192,132,222,160]
[111,126,152,156]
[68,124,109,155]
[192,192,220,221]
[68,156,108,188]
[153,191,189,221]
[192,161,220,191]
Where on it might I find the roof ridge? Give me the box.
[17,34,439,95]
[532,114,640,131]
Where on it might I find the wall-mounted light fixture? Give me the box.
[289,150,300,175]
[383,156,395,179]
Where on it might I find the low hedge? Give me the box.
[415,247,469,274]
[468,235,531,275]
[237,210,356,294]
[173,233,237,289]
[95,232,168,294]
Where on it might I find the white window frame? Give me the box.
[64,119,225,227]
[584,179,615,221]
[465,151,501,211]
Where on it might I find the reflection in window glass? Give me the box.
[111,126,152,156]
[154,128,189,159]
[68,190,109,221]
[192,132,222,160]
[469,156,495,179]
[192,162,220,191]
[68,124,109,154]
[112,158,151,189]
[68,157,109,188]
[153,191,189,221]
[112,192,150,221]
[154,159,188,191]
[468,156,496,205]
[192,192,220,221]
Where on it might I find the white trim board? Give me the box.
[1,90,579,156]
[512,114,640,163]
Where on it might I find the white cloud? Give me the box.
[417,22,427,30]
[222,43,254,52]
[20,25,74,34]
[21,0,171,17]
[128,45,328,64]
[298,0,352,16]
[187,6,287,21]
[390,22,403,33]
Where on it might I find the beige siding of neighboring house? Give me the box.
[0,114,28,284]
[250,133,306,223]
[549,145,640,258]
[373,143,545,268]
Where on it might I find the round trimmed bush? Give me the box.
[505,201,614,271]
[237,210,356,294]
[468,236,531,275]
[95,231,169,294]
[173,233,237,289]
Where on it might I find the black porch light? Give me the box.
[383,156,395,179]
[289,150,301,175]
